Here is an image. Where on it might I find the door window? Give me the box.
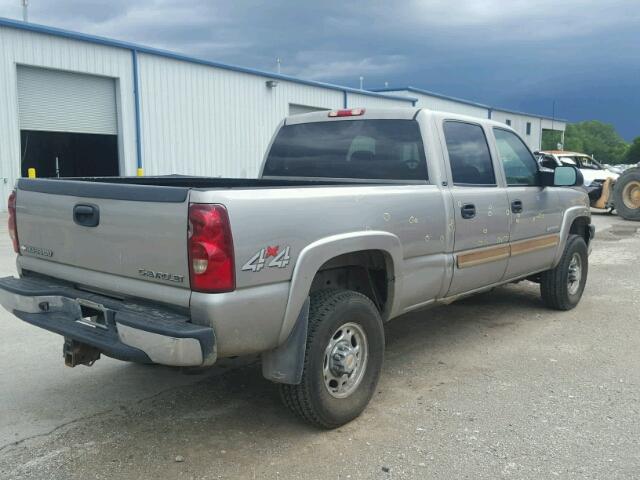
[443,121,496,186]
[494,128,539,186]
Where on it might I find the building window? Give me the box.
[526,122,532,135]
[505,119,512,126]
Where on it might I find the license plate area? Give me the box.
[75,298,108,330]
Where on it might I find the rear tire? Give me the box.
[279,289,384,429]
[613,167,640,221]
[540,234,588,310]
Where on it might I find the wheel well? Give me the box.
[310,250,393,318]
[569,216,591,245]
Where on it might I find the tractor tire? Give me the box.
[613,167,640,221]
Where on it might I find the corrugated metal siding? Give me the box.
[137,53,346,177]
[393,91,490,118]
[289,103,329,115]
[420,95,489,118]
[0,26,137,210]
[346,91,411,109]
[491,110,542,150]
[17,65,117,135]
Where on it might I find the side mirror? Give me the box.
[540,166,583,187]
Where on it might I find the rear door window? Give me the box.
[263,120,428,181]
[443,121,496,186]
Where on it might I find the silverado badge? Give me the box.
[138,268,184,283]
[20,244,54,258]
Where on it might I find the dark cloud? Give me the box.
[1,0,638,139]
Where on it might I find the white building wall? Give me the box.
[541,118,566,131]
[381,90,490,118]
[346,91,411,109]
[137,54,346,178]
[491,110,543,151]
[0,26,138,206]
[420,95,489,118]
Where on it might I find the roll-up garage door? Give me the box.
[17,66,117,135]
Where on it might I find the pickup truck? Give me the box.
[0,108,594,428]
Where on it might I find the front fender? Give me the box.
[553,205,591,266]
[277,230,403,345]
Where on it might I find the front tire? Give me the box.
[540,234,588,310]
[279,289,384,429]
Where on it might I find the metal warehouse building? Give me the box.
[0,17,566,211]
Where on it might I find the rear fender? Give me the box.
[262,231,402,385]
[277,231,403,345]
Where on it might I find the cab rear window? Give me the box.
[263,120,428,181]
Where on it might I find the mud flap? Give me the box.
[261,298,310,385]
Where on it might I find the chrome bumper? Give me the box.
[0,276,216,367]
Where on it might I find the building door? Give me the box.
[442,120,511,296]
[17,66,119,178]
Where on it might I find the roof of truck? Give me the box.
[284,107,523,131]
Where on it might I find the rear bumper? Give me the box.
[0,275,216,367]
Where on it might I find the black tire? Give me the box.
[279,289,385,429]
[540,234,588,310]
[613,167,640,221]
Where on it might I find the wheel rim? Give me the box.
[567,252,582,296]
[323,322,368,399]
[622,180,640,210]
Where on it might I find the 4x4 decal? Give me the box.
[242,245,291,272]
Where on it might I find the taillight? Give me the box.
[328,108,365,117]
[188,204,235,293]
[8,190,19,254]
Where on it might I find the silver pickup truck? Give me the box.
[1,108,593,428]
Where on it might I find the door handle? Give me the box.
[73,204,100,227]
[511,200,523,214]
[461,203,476,219]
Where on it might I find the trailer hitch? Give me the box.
[63,338,101,367]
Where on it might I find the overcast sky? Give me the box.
[1,0,638,139]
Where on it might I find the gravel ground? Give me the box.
[1,212,639,479]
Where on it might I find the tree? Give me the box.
[562,121,629,164]
[624,137,640,164]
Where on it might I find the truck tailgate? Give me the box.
[15,179,191,291]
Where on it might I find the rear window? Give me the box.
[263,120,428,181]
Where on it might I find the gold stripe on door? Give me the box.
[510,234,559,257]
[456,234,560,269]
[457,244,510,269]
